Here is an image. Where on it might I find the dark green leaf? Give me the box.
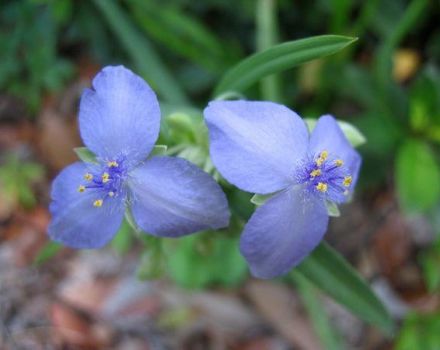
[296,242,393,334]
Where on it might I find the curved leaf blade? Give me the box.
[296,242,394,334]
[214,35,357,96]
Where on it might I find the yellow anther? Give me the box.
[310,169,322,177]
[320,150,329,160]
[84,173,93,181]
[343,176,352,187]
[316,182,328,193]
[78,185,86,193]
[93,199,103,207]
[108,191,115,197]
[315,150,328,166]
[107,161,118,168]
[101,172,110,183]
[335,159,344,167]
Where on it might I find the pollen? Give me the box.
[335,159,344,167]
[102,172,110,183]
[78,185,86,193]
[84,173,93,181]
[315,150,329,166]
[310,169,322,177]
[107,161,118,168]
[343,176,352,187]
[108,191,115,197]
[316,182,328,193]
[93,199,103,207]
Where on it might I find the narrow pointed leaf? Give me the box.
[214,35,357,95]
[296,242,393,334]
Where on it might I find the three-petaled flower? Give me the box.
[48,66,230,248]
[204,101,361,279]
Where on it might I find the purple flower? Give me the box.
[48,66,229,249]
[204,101,361,279]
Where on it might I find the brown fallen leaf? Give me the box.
[50,302,112,349]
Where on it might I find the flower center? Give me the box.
[77,158,128,207]
[299,150,353,203]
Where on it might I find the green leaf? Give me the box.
[326,200,341,217]
[396,140,440,214]
[396,313,440,350]
[111,219,134,255]
[250,193,275,206]
[292,272,345,350]
[296,242,393,334]
[304,118,366,147]
[420,238,440,292]
[214,35,357,96]
[92,0,188,104]
[149,145,168,157]
[74,147,97,163]
[168,234,247,289]
[33,241,62,265]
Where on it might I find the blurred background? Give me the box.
[0,0,439,349]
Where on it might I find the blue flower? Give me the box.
[204,101,361,279]
[48,66,230,249]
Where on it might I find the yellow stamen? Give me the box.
[93,199,103,207]
[107,161,118,168]
[108,191,115,197]
[316,182,328,193]
[310,169,322,177]
[343,176,352,187]
[320,150,328,160]
[84,173,93,181]
[315,150,329,166]
[78,185,86,193]
[335,159,344,167]
[102,172,110,183]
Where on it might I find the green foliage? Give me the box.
[0,155,44,209]
[0,0,74,112]
[295,242,394,334]
[396,313,440,350]
[33,241,62,265]
[168,233,247,289]
[420,237,440,293]
[214,35,358,96]
[293,272,345,350]
[74,147,97,163]
[396,140,440,214]
[92,0,188,104]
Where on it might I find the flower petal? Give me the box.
[240,185,329,279]
[79,66,160,165]
[48,162,125,248]
[309,115,361,185]
[128,156,230,237]
[204,100,308,194]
